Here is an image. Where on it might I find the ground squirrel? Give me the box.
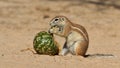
[48,16,89,56]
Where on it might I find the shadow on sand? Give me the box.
[85,53,114,58]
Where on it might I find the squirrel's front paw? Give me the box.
[59,52,65,56]
[59,48,68,56]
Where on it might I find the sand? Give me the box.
[0,0,120,68]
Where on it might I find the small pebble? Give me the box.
[1,54,4,56]
[43,15,50,19]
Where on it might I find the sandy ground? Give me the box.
[0,0,120,68]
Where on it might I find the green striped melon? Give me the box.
[33,31,59,55]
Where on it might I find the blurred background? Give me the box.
[0,0,120,68]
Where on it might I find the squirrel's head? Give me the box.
[49,16,68,27]
[48,16,71,37]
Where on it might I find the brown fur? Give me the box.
[75,41,88,56]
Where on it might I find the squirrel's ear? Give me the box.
[61,17,65,21]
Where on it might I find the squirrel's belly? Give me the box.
[67,31,85,43]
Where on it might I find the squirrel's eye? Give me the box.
[55,18,58,21]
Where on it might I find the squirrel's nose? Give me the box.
[50,22,56,26]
